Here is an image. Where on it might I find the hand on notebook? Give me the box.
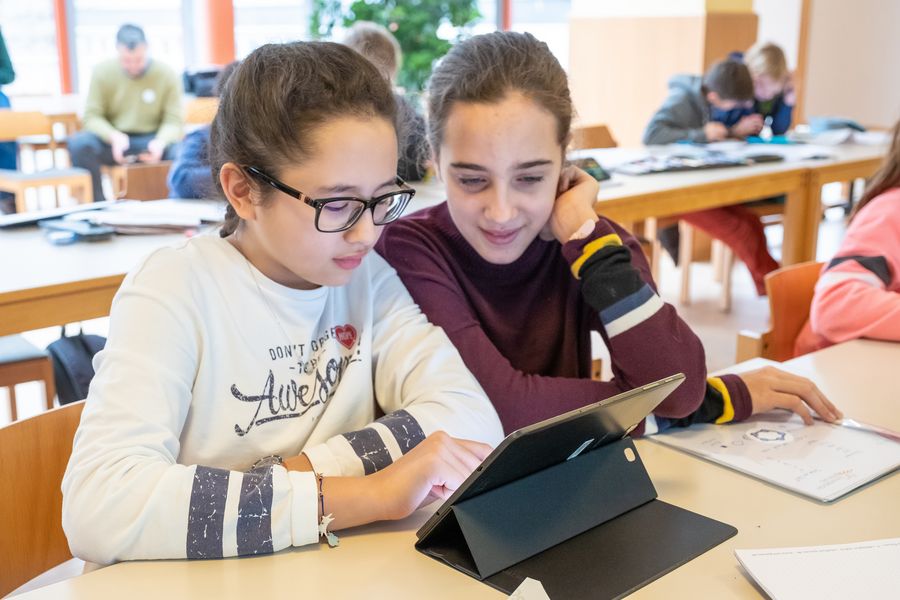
[731,114,764,139]
[371,431,493,520]
[540,166,600,243]
[741,366,843,424]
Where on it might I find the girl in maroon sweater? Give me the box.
[376,31,840,435]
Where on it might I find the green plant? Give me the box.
[310,0,482,92]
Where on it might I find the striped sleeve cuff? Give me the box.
[705,374,753,425]
[185,465,317,559]
[720,373,753,422]
[305,409,427,477]
[569,233,623,279]
[599,284,665,338]
[708,377,735,424]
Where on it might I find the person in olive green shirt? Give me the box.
[0,25,17,209]
[69,24,183,201]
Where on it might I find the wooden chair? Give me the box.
[736,261,823,362]
[0,335,56,422]
[101,161,173,201]
[570,124,617,151]
[681,200,785,312]
[0,111,93,212]
[0,400,84,596]
[184,97,219,126]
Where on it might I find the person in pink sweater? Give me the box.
[797,120,900,354]
[377,31,840,435]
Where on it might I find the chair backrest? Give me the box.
[0,111,54,143]
[764,261,824,361]
[184,97,219,126]
[570,124,618,150]
[0,400,85,596]
[119,161,174,201]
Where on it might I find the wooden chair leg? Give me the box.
[591,358,603,381]
[41,359,56,410]
[644,217,662,283]
[14,186,27,213]
[711,240,724,283]
[7,386,17,422]
[719,246,735,313]
[679,221,694,305]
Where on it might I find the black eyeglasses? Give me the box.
[244,166,415,233]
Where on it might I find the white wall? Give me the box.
[804,0,900,128]
[753,0,802,68]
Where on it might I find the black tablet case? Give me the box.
[416,437,736,599]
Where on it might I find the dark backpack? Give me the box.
[46,328,106,405]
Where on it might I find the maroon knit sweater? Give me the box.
[376,202,751,435]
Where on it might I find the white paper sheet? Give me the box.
[651,411,900,501]
[736,538,900,600]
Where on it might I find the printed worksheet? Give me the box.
[652,411,900,501]
[735,538,900,599]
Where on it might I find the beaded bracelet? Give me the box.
[316,473,339,548]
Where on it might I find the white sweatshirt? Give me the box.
[61,234,503,565]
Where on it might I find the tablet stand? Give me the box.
[416,437,736,599]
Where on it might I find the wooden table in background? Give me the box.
[583,144,886,266]
[0,227,189,336]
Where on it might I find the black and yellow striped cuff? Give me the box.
[709,376,735,424]
[570,233,623,279]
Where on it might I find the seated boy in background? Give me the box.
[743,42,796,136]
[167,61,239,199]
[642,58,779,294]
[643,58,761,144]
[342,21,428,181]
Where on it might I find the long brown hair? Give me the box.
[210,41,398,237]
[853,119,900,220]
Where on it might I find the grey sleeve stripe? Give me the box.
[236,468,275,556]
[827,255,891,286]
[342,428,392,475]
[186,466,229,559]
[376,409,426,454]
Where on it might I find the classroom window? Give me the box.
[72,0,185,93]
[0,0,61,95]
[234,0,311,59]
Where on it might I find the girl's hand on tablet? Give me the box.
[371,431,493,520]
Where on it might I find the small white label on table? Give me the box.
[509,577,550,600]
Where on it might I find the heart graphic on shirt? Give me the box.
[335,325,358,349]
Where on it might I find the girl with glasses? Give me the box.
[62,41,502,565]
[377,31,840,437]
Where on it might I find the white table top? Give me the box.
[16,339,900,599]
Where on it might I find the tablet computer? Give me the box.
[416,372,685,540]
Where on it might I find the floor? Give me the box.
[0,187,852,426]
